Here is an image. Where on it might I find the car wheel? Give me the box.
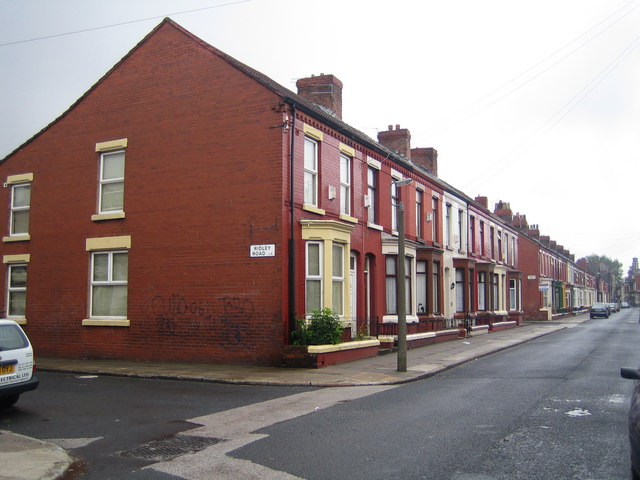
[0,394,20,409]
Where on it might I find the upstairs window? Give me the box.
[431,197,439,242]
[445,203,452,247]
[99,150,125,213]
[339,154,351,216]
[416,190,423,239]
[458,209,464,251]
[367,166,378,224]
[304,138,318,206]
[391,182,400,232]
[10,183,31,236]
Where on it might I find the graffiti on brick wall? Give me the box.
[217,296,254,350]
[149,294,213,336]
[147,294,256,351]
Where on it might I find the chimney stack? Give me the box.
[378,125,411,159]
[494,201,513,224]
[474,196,489,209]
[296,74,343,119]
[411,147,438,176]
[513,213,528,231]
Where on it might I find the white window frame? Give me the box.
[445,203,452,247]
[7,263,27,318]
[304,138,318,207]
[305,241,323,315]
[509,278,517,311]
[10,183,31,236]
[478,272,486,310]
[339,154,351,216]
[386,255,412,315]
[99,150,125,214]
[332,243,344,315]
[455,268,465,313]
[416,260,427,314]
[416,190,423,239]
[90,250,128,319]
[391,182,399,232]
[367,166,377,224]
[432,197,439,242]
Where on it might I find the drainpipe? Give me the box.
[288,104,297,338]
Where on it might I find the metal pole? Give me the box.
[397,202,407,372]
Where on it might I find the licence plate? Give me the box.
[0,364,15,375]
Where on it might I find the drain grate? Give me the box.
[117,435,224,462]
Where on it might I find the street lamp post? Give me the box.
[394,178,412,372]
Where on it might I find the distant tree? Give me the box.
[583,254,623,284]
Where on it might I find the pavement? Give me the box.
[1,316,587,480]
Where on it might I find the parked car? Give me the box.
[608,303,620,313]
[622,302,630,308]
[589,303,610,319]
[0,320,38,408]
[621,366,640,480]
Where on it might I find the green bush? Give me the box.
[291,308,343,345]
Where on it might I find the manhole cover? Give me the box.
[117,435,223,462]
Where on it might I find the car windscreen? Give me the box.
[0,324,29,351]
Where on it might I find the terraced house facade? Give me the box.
[0,19,539,366]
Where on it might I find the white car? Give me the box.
[0,319,38,408]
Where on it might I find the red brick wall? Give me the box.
[518,235,546,320]
[0,22,289,365]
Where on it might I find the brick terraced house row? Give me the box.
[0,18,598,366]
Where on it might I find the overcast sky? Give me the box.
[1,0,638,267]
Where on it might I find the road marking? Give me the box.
[147,385,395,479]
[565,408,591,417]
[47,437,103,449]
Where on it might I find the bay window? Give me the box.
[305,242,322,314]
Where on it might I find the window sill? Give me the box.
[82,319,130,327]
[303,204,325,216]
[367,222,383,231]
[339,213,358,224]
[382,314,419,324]
[3,235,30,243]
[4,317,26,325]
[92,212,126,222]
